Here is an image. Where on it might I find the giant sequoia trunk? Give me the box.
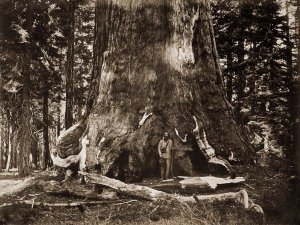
[55,0,254,180]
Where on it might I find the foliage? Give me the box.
[211,0,296,156]
[0,0,94,170]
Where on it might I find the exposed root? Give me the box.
[51,153,81,168]
[175,128,187,142]
[138,112,153,127]
[248,199,264,214]
[236,189,249,209]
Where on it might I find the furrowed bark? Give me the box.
[42,72,50,169]
[56,0,255,180]
[5,122,12,172]
[65,0,76,129]
[18,0,33,176]
[0,121,2,171]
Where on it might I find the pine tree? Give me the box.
[212,0,295,156]
[0,0,68,171]
[73,0,95,122]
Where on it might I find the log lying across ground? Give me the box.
[0,177,38,197]
[151,176,245,194]
[79,172,263,213]
[0,200,119,209]
[0,172,262,214]
[38,179,118,200]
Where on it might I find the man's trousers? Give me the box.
[160,157,171,179]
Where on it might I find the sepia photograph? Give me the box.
[0,0,299,224]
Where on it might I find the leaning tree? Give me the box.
[53,0,254,181]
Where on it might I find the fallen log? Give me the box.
[151,176,245,194]
[0,177,38,197]
[80,171,169,201]
[0,200,122,210]
[79,172,262,213]
[38,180,117,200]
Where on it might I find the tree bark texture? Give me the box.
[65,0,76,129]
[57,104,61,138]
[296,0,300,78]
[57,0,254,180]
[18,52,31,176]
[5,122,12,172]
[42,76,50,169]
[0,121,2,171]
[18,0,33,176]
[226,52,233,102]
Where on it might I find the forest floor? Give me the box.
[0,162,297,225]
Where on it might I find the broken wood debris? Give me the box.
[151,176,245,193]
[79,172,263,214]
[0,200,122,209]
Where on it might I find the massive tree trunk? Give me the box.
[55,0,254,180]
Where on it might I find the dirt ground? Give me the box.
[0,162,297,225]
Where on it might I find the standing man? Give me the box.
[158,132,173,180]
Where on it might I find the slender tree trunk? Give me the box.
[12,136,16,168]
[226,52,233,102]
[0,121,2,171]
[18,0,33,176]
[75,14,83,122]
[18,60,31,176]
[31,135,38,169]
[286,3,293,79]
[297,0,300,79]
[235,0,246,120]
[5,124,12,172]
[249,41,256,94]
[236,40,245,100]
[294,2,300,219]
[57,104,61,138]
[285,2,294,157]
[65,0,76,129]
[42,76,50,169]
